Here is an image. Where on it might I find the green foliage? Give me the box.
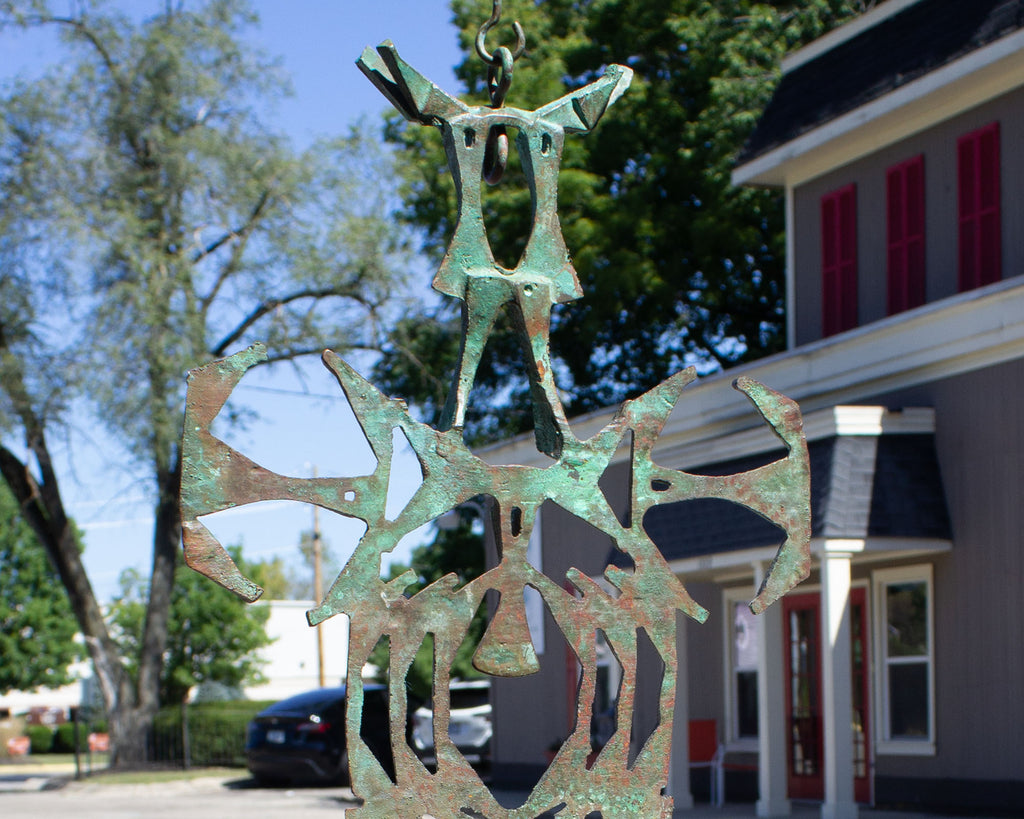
[0,0,412,760]
[247,556,292,600]
[248,529,342,600]
[151,700,271,767]
[376,0,865,441]
[0,485,79,695]
[369,509,487,700]
[25,724,54,754]
[0,0,408,462]
[109,547,273,705]
[53,722,85,754]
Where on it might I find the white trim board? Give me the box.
[480,278,1024,469]
[667,538,951,583]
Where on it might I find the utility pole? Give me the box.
[312,465,326,687]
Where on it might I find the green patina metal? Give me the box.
[179,4,810,816]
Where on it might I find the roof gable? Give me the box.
[738,0,1024,168]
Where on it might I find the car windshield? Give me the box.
[450,687,489,710]
[262,688,346,714]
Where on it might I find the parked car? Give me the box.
[245,685,391,785]
[411,679,492,769]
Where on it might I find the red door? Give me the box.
[783,589,870,803]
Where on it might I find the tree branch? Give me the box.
[209,287,371,359]
[16,14,127,94]
[255,342,382,367]
[193,189,272,272]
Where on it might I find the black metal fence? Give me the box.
[145,701,271,769]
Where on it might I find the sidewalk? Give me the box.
[488,789,1005,819]
[670,804,1002,819]
[1,773,1007,816]
[0,771,71,793]
[0,761,84,793]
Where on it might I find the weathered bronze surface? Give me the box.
[180,5,810,816]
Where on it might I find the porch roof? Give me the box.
[634,430,950,567]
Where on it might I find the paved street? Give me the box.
[0,773,1010,818]
[0,774,358,818]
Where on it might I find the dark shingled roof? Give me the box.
[737,0,1024,166]
[637,434,951,563]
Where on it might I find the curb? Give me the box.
[0,774,70,793]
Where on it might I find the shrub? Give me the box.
[53,722,85,753]
[26,724,54,754]
[150,700,273,767]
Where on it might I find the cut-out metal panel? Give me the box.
[180,4,810,816]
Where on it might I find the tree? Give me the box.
[248,530,341,600]
[0,483,79,694]
[247,556,292,600]
[109,547,271,705]
[292,528,341,600]
[376,0,867,442]
[0,0,407,763]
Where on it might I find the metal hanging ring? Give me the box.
[487,46,514,108]
[483,125,509,186]
[475,0,526,65]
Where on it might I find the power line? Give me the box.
[235,384,351,401]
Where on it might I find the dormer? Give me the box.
[733,0,1024,348]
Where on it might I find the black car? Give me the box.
[245,685,391,785]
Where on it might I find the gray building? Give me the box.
[484,1,1024,815]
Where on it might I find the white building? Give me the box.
[244,599,350,700]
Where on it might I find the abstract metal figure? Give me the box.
[179,4,811,816]
[357,28,631,460]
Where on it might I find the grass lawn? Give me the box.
[0,752,109,767]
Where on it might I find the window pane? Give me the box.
[733,602,759,738]
[888,662,929,738]
[737,670,759,737]
[886,581,927,656]
[733,602,759,671]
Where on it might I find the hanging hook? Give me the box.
[475,0,526,66]
[486,45,515,108]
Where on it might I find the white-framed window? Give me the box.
[722,587,759,748]
[873,564,936,755]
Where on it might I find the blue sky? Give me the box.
[2,1,465,600]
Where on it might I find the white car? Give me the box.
[411,679,492,768]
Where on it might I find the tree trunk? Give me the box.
[0,437,149,762]
[108,698,155,768]
[136,460,182,712]
[0,353,182,766]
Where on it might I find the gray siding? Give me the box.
[686,581,724,726]
[793,86,1024,346]
[491,357,1024,791]
[868,358,1024,783]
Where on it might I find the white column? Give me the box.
[668,609,695,811]
[755,562,791,818]
[820,545,858,819]
[785,184,797,351]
